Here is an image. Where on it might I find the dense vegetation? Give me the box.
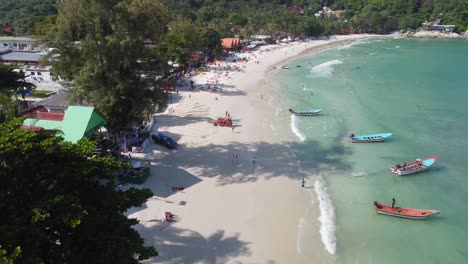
[0,64,34,122]
[0,119,157,263]
[0,0,467,35]
[0,0,57,34]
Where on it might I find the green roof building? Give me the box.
[23,106,107,143]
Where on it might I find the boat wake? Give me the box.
[309,59,343,78]
[290,114,306,141]
[314,176,337,255]
[351,171,367,177]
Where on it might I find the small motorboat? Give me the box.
[373,201,439,220]
[349,133,392,143]
[289,108,322,116]
[390,156,438,176]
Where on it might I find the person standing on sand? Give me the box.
[301,178,305,188]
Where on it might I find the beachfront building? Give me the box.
[0,36,42,52]
[249,34,275,44]
[221,38,240,52]
[22,106,107,143]
[1,51,45,65]
[422,19,456,32]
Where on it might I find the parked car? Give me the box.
[151,132,177,149]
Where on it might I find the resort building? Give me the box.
[1,51,45,65]
[0,36,42,52]
[22,105,107,143]
[421,19,456,32]
[221,38,240,52]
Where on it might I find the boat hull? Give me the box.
[289,108,321,116]
[376,209,433,219]
[349,133,392,143]
[390,156,438,176]
[374,202,439,220]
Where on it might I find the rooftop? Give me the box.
[0,52,45,62]
[0,36,35,41]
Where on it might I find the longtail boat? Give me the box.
[390,156,438,176]
[349,133,393,143]
[289,108,322,116]
[373,201,439,220]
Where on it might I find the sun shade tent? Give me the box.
[60,106,107,143]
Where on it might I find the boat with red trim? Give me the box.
[373,201,440,220]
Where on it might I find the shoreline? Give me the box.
[128,33,396,263]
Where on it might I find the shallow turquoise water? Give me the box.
[276,38,468,263]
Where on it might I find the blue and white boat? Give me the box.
[289,108,322,116]
[349,133,393,143]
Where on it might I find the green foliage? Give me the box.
[46,0,170,134]
[0,119,156,263]
[2,0,468,38]
[0,246,21,264]
[0,64,35,96]
[0,63,35,122]
[0,0,57,34]
[160,0,468,35]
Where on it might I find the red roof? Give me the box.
[2,26,14,33]
[21,106,48,118]
[21,106,65,121]
[37,112,65,121]
[22,125,43,132]
[221,38,240,49]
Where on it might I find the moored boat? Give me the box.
[349,133,392,143]
[373,201,440,220]
[289,108,322,116]
[390,156,438,176]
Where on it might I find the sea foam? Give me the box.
[309,59,343,78]
[290,114,306,141]
[314,176,337,254]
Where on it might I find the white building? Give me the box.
[0,36,43,52]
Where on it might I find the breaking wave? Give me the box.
[290,114,306,141]
[309,59,343,78]
[314,176,337,254]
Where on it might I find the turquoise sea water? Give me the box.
[275,38,468,263]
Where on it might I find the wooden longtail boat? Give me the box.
[390,156,438,176]
[373,201,440,220]
[349,133,393,143]
[289,108,322,116]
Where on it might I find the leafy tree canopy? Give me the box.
[46,0,170,134]
[0,119,156,263]
[0,63,35,122]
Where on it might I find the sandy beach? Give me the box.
[127,34,394,263]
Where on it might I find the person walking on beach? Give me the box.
[301,177,305,188]
[392,198,396,208]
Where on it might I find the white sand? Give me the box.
[128,34,394,263]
